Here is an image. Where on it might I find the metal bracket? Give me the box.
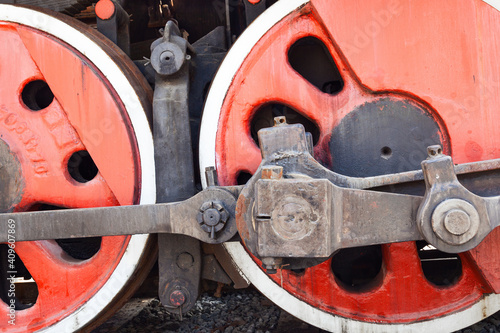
[150,21,200,315]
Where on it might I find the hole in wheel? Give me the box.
[68,150,99,183]
[250,103,320,145]
[417,241,462,286]
[331,245,383,292]
[0,244,39,309]
[35,205,102,260]
[237,171,253,185]
[21,80,54,111]
[288,36,344,95]
[56,238,102,260]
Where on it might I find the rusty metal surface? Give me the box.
[0,139,23,212]
[151,20,200,315]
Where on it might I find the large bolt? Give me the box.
[431,199,480,245]
[443,209,471,235]
[203,208,221,226]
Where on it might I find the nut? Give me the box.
[197,201,229,239]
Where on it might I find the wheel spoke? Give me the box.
[216,131,262,185]
[222,10,363,138]
[0,24,42,106]
[465,228,500,293]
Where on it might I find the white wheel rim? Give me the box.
[0,6,156,332]
[199,0,500,331]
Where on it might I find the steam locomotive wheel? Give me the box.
[200,0,500,331]
[0,6,155,332]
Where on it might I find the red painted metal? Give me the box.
[95,0,116,20]
[215,0,500,323]
[0,22,141,331]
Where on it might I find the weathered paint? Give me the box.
[0,12,153,332]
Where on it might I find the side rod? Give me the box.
[0,187,239,243]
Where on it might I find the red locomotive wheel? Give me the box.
[200,0,500,331]
[0,6,156,332]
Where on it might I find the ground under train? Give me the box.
[0,0,500,332]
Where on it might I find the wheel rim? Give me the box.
[0,6,155,332]
[200,0,500,331]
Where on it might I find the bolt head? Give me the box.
[169,290,186,307]
[176,252,194,270]
[431,199,480,245]
[444,209,471,235]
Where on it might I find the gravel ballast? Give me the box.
[93,289,500,333]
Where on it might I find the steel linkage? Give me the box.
[2,117,500,273]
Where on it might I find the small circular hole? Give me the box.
[21,80,54,111]
[381,146,392,159]
[68,150,98,183]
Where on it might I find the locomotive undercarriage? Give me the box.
[1,0,500,332]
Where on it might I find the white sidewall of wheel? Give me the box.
[0,6,156,332]
[199,0,500,331]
